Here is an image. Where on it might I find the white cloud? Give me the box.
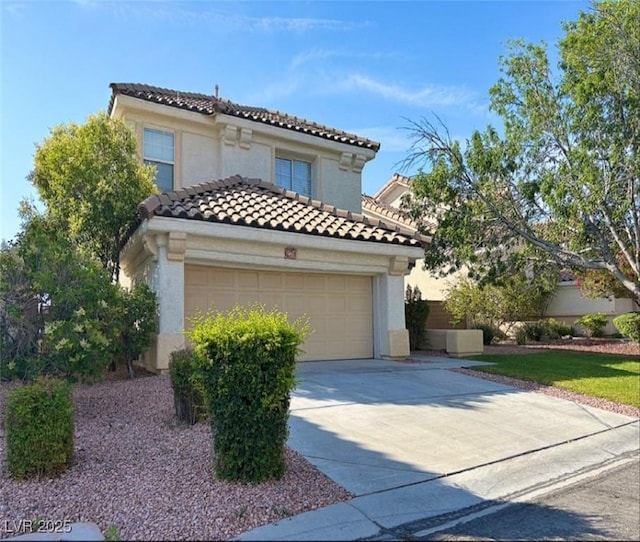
[73,2,361,33]
[342,74,483,111]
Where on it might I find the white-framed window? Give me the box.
[143,127,174,192]
[276,157,312,196]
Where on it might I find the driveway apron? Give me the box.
[239,357,639,541]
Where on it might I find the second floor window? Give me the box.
[276,157,311,196]
[144,128,174,192]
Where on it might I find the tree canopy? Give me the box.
[403,0,639,303]
[30,112,157,281]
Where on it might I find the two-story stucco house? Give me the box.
[110,83,423,373]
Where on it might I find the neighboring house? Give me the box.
[363,173,639,334]
[363,173,467,330]
[111,83,423,372]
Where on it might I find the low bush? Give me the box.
[575,312,608,338]
[613,312,640,343]
[515,327,528,345]
[169,348,207,425]
[522,318,572,341]
[189,305,309,483]
[474,323,506,345]
[5,377,74,479]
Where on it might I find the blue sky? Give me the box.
[1,0,591,243]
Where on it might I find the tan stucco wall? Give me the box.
[405,260,465,302]
[111,94,374,213]
[546,282,639,335]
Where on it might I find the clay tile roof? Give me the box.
[109,83,380,151]
[361,193,417,230]
[135,175,422,247]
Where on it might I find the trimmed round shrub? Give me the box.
[613,312,640,343]
[169,348,207,425]
[189,306,309,483]
[575,312,608,337]
[5,377,74,479]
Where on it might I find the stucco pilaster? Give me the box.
[374,269,410,360]
[151,232,186,371]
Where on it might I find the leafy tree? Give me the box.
[403,0,639,303]
[29,112,156,281]
[0,240,40,372]
[1,205,158,382]
[1,207,119,381]
[444,271,556,332]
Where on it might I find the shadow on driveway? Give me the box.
[253,358,640,540]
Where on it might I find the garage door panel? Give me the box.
[284,275,306,290]
[260,272,283,289]
[349,294,373,313]
[306,294,326,313]
[238,271,259,289]
[327,316,347,335]
[327,276,346,291]
[284,294,307,315]
[187,267,209,286]
[347,276,371,292]
[210,268,236,288]
[326,294,346,312]
[305,275,326,290]
[349,316,373,335]
[185,266,373,361]
[235,293,257,308]
[258,293,283,309]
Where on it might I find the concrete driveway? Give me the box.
[241,357,639,540]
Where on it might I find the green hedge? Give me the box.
[189,306,308,483]
[575,312,608,337]
[169,348,207,425]
[5,377,74,479]
[613,312,640,343]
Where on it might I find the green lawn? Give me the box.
[472,352,640,408]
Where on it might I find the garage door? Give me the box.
[184,266,373,361]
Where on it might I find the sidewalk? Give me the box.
[238,357,640,541]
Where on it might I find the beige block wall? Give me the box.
[425,301,467,330]
[546,282,639,335]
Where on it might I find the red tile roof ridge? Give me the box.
[109,83,380,151]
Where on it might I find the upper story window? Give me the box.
[276,157,311,197]
[143,128,174,192]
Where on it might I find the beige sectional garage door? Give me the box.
[184,265,373,361]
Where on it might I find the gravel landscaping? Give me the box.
[0,372,351,541]
[1,339,637,540]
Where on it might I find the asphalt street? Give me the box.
[418,457,640,541]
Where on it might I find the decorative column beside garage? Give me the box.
[375,255,411,359]
[151,231,187,372]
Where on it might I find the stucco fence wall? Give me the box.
[545,283,639,336]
